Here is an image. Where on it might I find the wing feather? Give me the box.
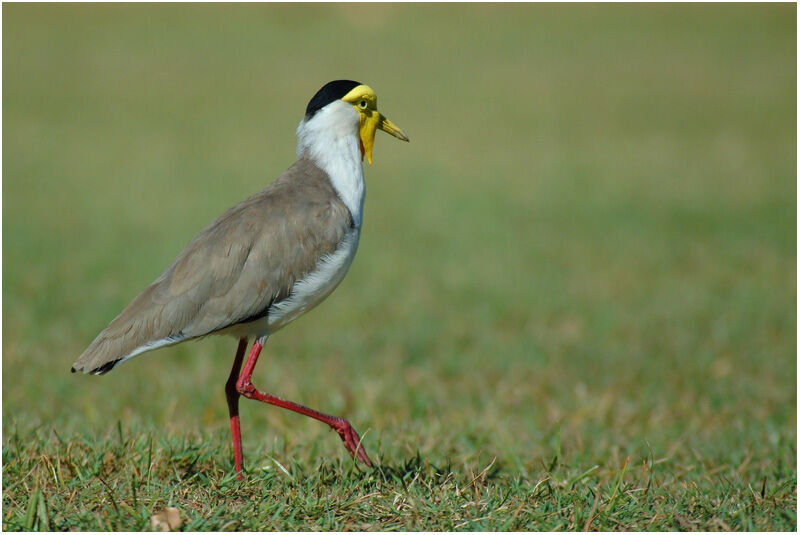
[72,158,351,374]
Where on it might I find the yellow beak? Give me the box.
[359,111,409,165]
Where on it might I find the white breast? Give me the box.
[224,226,360,341]
[265,227,360,333]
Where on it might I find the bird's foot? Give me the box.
[331,419,373,467]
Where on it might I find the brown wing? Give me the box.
[72,157,352,374]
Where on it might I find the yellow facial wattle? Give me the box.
[359,109,380,164]
[341,84,409,165]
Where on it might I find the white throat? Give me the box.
[296,101,365,228]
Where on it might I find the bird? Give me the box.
[72,80,409,479]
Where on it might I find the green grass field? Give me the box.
[3,3,796,531]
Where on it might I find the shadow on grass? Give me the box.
[371,452,502,486]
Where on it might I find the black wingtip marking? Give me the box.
[90,359,121,375]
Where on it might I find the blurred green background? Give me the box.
[3,1,796,517]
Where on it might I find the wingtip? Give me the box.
[90,359,121,375]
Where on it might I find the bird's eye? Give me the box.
[359,100,367,109]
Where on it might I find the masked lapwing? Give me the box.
[72,80,409,478]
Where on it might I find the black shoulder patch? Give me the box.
[305,80,362,118]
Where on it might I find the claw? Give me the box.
[333,420,373,467]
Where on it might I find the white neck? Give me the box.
[296,101,365,228]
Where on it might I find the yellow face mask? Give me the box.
[341,85,409,164]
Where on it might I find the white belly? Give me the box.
[229,228,360,339]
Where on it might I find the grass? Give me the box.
[2,425,795,531]
[3,3,797,531]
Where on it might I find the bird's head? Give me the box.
[305,80,409,164]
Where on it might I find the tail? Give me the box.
[71,331,130,375]
[71,328,185,375]
[71,285,189,375]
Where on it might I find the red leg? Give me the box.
[225,338,249,479]
[236,337,372,467]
